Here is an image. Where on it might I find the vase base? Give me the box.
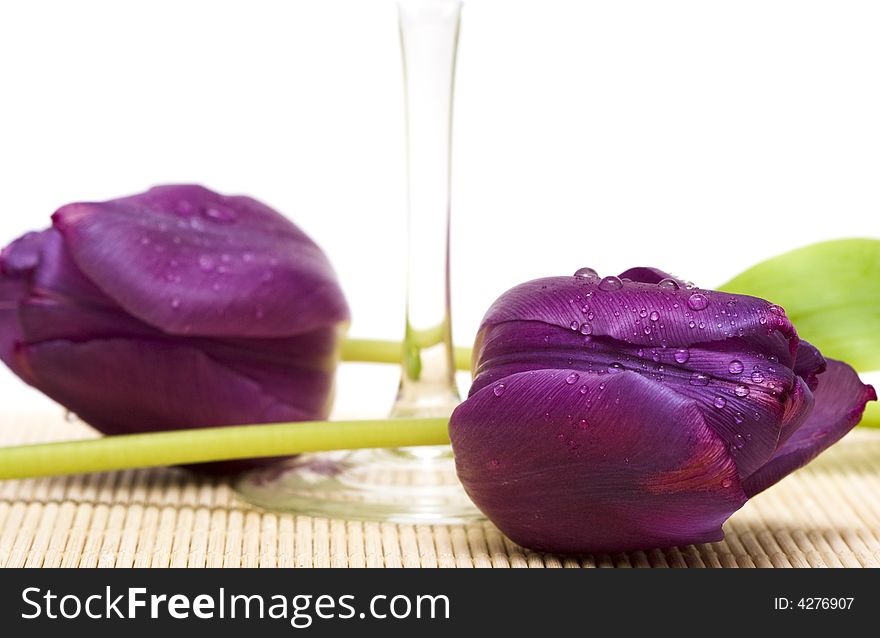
[234,445,484,524]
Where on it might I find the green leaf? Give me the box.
[864,401,880,428]
[719,238,880,374]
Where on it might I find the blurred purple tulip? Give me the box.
[449,268,876,554]
[0,185,349,473]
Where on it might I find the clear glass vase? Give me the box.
[235,0,483,523]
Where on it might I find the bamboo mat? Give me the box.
[1,413,879,568]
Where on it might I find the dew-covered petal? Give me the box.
[472,311,809,480]
[450,369,747,554]
[617,267,685,286]
[743,359,876,496]
[773,375,815,452]
[52,185,349,338]
[479,276,798,356]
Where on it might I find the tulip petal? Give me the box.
[0,278,26,374]
[480,276,798,357]
[15,295,340,420]
[472,298,812,480]
[743,359,877,496]
[1,231,49,376]
[52,185,349,338]
[17,336,336,471]
[15,296,170,346]
[793,340,826,392]
[450,369,747,554]
[30,229,120,308]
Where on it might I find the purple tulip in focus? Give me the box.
[0,185,349,473]
[449,268,876,554]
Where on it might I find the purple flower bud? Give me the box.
[449,267,876,554]
[0,185,349,473]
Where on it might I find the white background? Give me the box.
[1,0,877,417]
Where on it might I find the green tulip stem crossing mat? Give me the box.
[0,417,451,481]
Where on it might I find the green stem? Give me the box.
[341,337,472,372]
[0,417,450,481]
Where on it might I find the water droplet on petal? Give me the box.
[687,292,709,311]
[598,276,623,291]
[649,310,660,322]
[658,278,680,290]
[688,321,696,329]
[198,255,216,271]
[565,372,580,384]
[690,372,710,386]
[674,349,690,364]
[721,478,732,488]
[579,323,592,335]
[202,204,237,223]
[728,359,744,374]
[574,267,599,279]
[751,370,765,384]
[579,384,589,395]
[643,326,651,335]
[734,385,750,397]
[570,320,579,331]
[734,412,745,424]
[493,383,506,397]
[607,363,624,374]
[638,308,648,318]
[714,396,727,409]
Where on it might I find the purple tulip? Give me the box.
[449,268,876,554]
[0,185,349,472]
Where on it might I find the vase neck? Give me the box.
[391,0,462,418]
